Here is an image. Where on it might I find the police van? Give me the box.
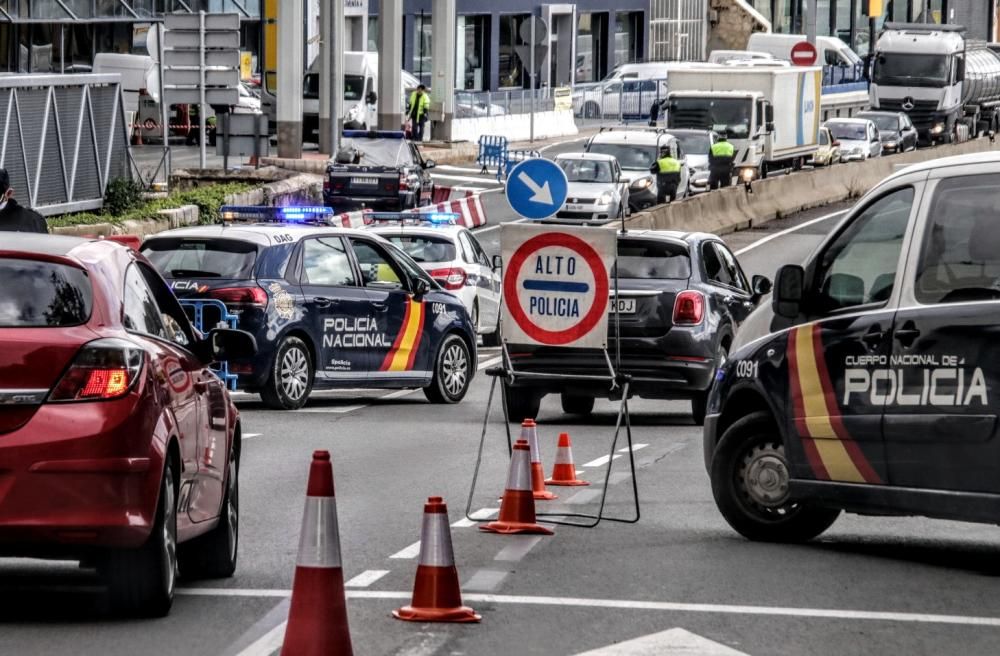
[141,207,477,410]
[705,151,1000,541]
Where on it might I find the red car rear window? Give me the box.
[0,258,93,327]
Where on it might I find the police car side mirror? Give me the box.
[773,265,804,318]
[751,274,772,298]
[492,254,502,272]
[204,328,257,363]
[413,278,432,297]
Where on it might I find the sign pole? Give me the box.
[198,10,207,169]
[157,23,170,186]
[530,17,535,144]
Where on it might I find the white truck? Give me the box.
[870,23,1000,144]
[663,66,822,180]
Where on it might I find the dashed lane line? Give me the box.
[493,536,544,562]
[344,569,391,588]
[461,569,509,592]
[389,541,422,559]
[582,454,622,468]
[617,443,648,454]
[243,433,262,440]
[733,209,848,256]
[452,507,499,528]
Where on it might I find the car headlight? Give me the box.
[851,146,862,154]
[884,140,898,147]
[631,177,653,190]
[931,123,945,135]
[597,192,613,205]
[739,168,755,182]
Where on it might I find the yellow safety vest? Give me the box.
[711,141,735,157]
[656,157,681,174]
[408,91,429,121]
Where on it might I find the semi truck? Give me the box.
[663,66,822,181]
[870,23,1000,144]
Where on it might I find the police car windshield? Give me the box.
[382,234,457,263]
[558,159,614,183]
[342,138,411,167]
[614,239,691,279]
[143,238,258,279]
[587,143,656,170]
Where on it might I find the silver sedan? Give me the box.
[550,152,631,225]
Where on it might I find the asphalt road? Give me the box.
[6,156,1000,655]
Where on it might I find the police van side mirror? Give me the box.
[413,278,432,297]
[773,265,805,318]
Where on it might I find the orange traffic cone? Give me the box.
[545,433,590,487]
[393,497,481,623]
[521,419,557,500]
[280,451,354,656]
[480,439,554,535]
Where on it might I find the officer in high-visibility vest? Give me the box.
[708,134,736,190]
[649,145,682,204]
[407,84,430,142]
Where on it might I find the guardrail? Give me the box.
[455,87,555,118]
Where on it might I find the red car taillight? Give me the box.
[49,338,145,402]
[208,286,268,307]
[428,267,467,290]
[673,290,705,326]
[323,179,331,193]
[398,173,409,191]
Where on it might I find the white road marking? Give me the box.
[393,632,452,656]
[461,569,509,592]
[574,628,749,655]
[566,489,604,505]
[233,621,286,656]
[494,536,544,562]
[181,588,1000,628]
[473,217,527,234]
[576,470,586,476]
[344,569,391,588]
[452,507,499,527]
[539,136,589,153]
[434,164,491,174]
[617,443,648,454]
[582,454,622,468]
[433,173,506,185]
[478,356,502,371]
[242,433,262,440]
[389,541,422,559]
[295,405,365,414]
[733,209,848,256]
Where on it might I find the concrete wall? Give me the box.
[621,139,998,235]
[450,110,579,144]
[707,0,771,53]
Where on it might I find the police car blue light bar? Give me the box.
[366,211,460,225]
[220,205,335,224]
[342,129,407,140]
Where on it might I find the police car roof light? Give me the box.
[366,211,460,226]
[342,129,407,140]
[220,205,335,225]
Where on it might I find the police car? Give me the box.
[141,206,476,410]
[705,151,1000,542]
[366,213,502,346]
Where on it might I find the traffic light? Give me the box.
[861,0,884,16]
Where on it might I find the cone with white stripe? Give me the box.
[280,451,353,656]
[393,497,481,623]
[545,432,590,487]
[522,419,557,500]
[480,439,554,535]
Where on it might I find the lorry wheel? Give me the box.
[504,386,541,423]
[561,393,595,416]
[710,411,840,543]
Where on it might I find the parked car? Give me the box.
[809,126,841,166]
[367,215,502,345]
[856,110,919,154]
[572,64,668,120]
[552,152,630,224]
[0,234,255,616]
[825,118,882,162]
[503,230,770,425]
[585,128,690,210]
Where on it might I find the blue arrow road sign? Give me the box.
[505,158,569,220]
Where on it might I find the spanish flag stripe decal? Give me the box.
[787,327,831,480]
[381,300,425,372]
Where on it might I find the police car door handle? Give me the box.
[314,296,339,308]
[371,301,388,312]
[861,326,885,348]
[894,323,921,346]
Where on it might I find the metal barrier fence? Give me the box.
[455,87,555,118]
[572,79,669,127]
[180,298,240,391]
[0,74,132,217]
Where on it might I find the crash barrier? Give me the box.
[0,74,132,216]
[456,111,578,150]
[331,193,486,230]
[178,299,240,391]
[620,138,998,237]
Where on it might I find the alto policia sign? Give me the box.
[501,223,616,349]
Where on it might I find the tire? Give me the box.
[692,343,728,426]
[481,324,501,347]
[179,445,238,579]
[561,393,595,416]
[471,301,480,335]
[260,336,313,410]
[583,102,601,119]
[423,334,472,403]
[104,461,178,617]
[504,385,542,423]
[710,411,840,543]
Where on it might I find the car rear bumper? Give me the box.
[0,396,163,555]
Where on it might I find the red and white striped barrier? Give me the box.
[411,193,487,229]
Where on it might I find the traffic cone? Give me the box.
[522,419,557,500]
[280,451,353,656]
[480,439,554,535]
[393,497,481,623]
[545,433,590,487]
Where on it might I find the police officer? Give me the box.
[0,169,47,233]
[649,145,682,204]
[708,134,736,190]
[407,84,430,142]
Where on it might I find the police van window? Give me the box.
[350,239,407,290]
[814,187,914,313]
[123,265,168,338]
[703,242,736,288]
[301,238,357,287]
[915,175,1000,304]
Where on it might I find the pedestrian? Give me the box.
[649,145,682,204]
[708,134,736,190]
[0,169,47,233]
[407,84,430,142]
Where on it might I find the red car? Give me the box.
[0,235,255,616]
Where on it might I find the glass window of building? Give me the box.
[577,12,608,83]
[368,16,379,51]
[411,13,432,86]
[499,14,529,89]
[614,12,642,68]
[457,15,489,91]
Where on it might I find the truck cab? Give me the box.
[705,151,1000,542]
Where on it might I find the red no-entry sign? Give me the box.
[790,41,819,66]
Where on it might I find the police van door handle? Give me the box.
[371,301,388,312]
[861,326,884,348]
[314,296,339,307]
[894,322,921,346]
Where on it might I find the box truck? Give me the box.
[664,66,822,181]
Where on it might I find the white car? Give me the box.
[825,118,882,162]
[585,128,690,211]
[368,218,502,345]
[552,153,630,224]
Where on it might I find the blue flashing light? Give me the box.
[366,211,460,226]
[220,205,334,224]
[342,129,406,140]
[423,212,460,224]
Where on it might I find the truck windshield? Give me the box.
[344,75,366,101]
[873,53,949,87]
[668,98,752,139]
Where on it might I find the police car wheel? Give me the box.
[424,335,471,404]
[711,411,840,543]
[261,337,314,410]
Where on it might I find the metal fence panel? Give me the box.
[650,0,708,62]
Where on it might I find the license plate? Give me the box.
[351,176,378,186]
[566,204,587,211]
[610,298,636,314]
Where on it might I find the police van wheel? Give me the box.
[711,411,840,543]
[424,335,471,404]
[561,393,594,416]
[261,337,314,410]
[504,386,541,423]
